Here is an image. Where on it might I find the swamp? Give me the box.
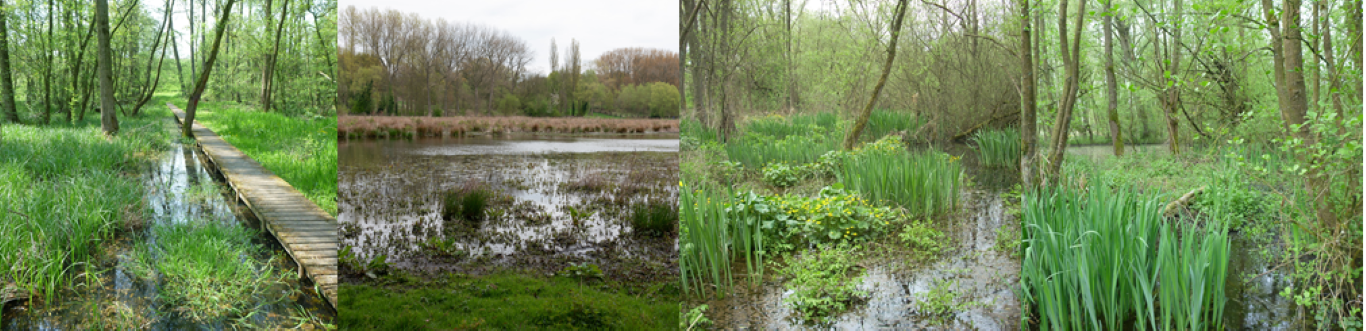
[337,131,681,329]
[680,0,1361,328]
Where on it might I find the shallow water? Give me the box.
[338,135,679,282]
[705,185,1021,330]
[1,127,334,329]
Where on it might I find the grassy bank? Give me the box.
[337,115,679,139]
[175,100,339,215]
[0,106,170,302]
[129,220,292,324]
[339,273,677,330]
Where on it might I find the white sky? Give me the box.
[341,0,678,75]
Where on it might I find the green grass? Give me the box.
[725,132,840,169]
[339,273,677,330]
[184,100,338,215]
[1021,185,1228,330]
[442,187,490,222]
[0,107,169,302]
[862,110,922,141]
[835,148,961,217]
[630,202,677,237]
[972,128,1020,168]
[135,220,288,323]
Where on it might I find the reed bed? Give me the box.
[338,115,679,139]
[835,148,961,217]
[972,128,1021,168]
[679,185,766,298]
[1021,186,1228,330]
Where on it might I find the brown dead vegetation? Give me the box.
[338,116,679,139]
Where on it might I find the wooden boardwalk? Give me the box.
[170,104,337,309]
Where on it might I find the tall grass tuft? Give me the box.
[142,221,287,322]
[630,201,677,237]
[972,128,1021,168]
[1021,185,1228,330]
[724,133,840,169]
[863,110,922,140]
[679,185,766,298]
[835,147,961,217]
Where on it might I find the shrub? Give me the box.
[761,162,802,188]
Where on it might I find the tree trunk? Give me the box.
[261,0,289,112]
[1044,0,1087,182]
[97,0,118,135]
[183,0,236,137]
[0,0,11,132]
[42,0,53,124]
[188,0,196,93]
[843,0,909,150]
[1103,0,1122,156]
[1020,0,1037,188]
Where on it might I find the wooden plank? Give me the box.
[169,104,337,310]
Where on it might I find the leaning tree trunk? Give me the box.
[843,0,909,150]
[183,0,236,137]
[96,0,118,135]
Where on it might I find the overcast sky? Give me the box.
[341,0,677,75]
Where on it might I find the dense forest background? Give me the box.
[338,6,681,118]
[682,0,1360,147]
[0,0,337,126]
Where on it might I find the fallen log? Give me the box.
[1162,186,1207,218]
[1,284,28,306]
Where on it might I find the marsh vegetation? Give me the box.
[337,134,679,329]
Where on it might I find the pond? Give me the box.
[1,128,334,329]
[338,134,679,283]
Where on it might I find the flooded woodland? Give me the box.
[2,124,334,329]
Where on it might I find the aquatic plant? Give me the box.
[863,110,922,141]
[780,244,867,324]
[835,142,960,217]
[914,279,981,325]
[972,128,1021,168]
[442,187,490,222]
[630,202,677,237]
[725,132,840,169]
[898,220,947,262]
[678,185,765,298]
[1021,185,1228,330]
[760,162,802,188]
[146,221,287,322]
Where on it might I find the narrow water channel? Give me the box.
[2,123,334,329]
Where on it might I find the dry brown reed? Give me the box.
[338,116,679,139]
